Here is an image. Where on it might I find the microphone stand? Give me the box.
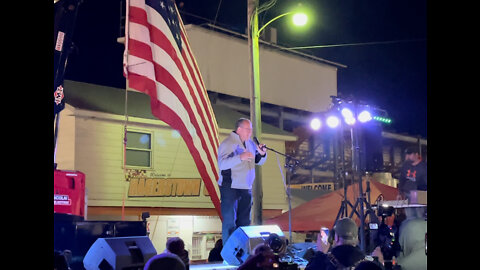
[263,145,302,245]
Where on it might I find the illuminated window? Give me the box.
[126,131,152,168]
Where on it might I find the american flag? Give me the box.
[123,0,222,218]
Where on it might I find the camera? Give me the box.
[365,204,402,270]
[265,233,300,270]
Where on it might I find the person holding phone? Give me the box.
[316,227,331,253]
[307,218,365,270]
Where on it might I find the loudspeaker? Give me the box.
[83,236,157,270]
[221,225,285,266]
[359,123,384,172]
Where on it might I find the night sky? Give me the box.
[63,0,427,138]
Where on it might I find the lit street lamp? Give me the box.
[247,0,308,225]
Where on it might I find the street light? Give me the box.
[247,0,309,226]
[292,12,308,26]
[257,11,308,36]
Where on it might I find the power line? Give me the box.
[286,38,426,50]
[212,0,223,26]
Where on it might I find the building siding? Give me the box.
[58,108,295,213]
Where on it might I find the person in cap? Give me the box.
[398,146,427,200]
[306,217,366,270]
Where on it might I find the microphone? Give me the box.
[253,136,266,151]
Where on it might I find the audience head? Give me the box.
[334,217,359,246]
[404,206,426,219]
[354,260,384,270]
[166,237,185,255]
[215,239,223,249]
[144,253,185,270]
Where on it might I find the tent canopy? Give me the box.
[265,180,399,232]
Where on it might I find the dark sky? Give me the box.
[63,0,427,138]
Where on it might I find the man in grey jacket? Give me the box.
[218,118,267,244]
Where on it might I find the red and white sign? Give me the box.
[54,85,64,105]
[54,194,71,205]
[55,31,65,52]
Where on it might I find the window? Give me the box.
[126,131,152,168]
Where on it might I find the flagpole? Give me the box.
[248,0,263,225]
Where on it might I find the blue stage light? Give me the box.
[310,118,322,130]
[358,110,372,123]
[341,108,356,125]
[326,115,340,128]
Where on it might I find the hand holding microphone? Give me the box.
[253,136,267,155]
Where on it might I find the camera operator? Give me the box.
[306,217,366,270]
[366,205,403,270]
[396,207,427,270]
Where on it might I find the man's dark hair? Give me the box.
[405,146,420,155]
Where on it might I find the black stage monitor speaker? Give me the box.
[83,236,157,270]
[221,225,285,266]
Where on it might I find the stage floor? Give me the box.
[190,262,307,270]
[190,263,238,270]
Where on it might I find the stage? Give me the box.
[191,263,238,270]
[190,262,307,270]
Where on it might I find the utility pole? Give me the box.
[54,0,82,165]
[247,0,263,225]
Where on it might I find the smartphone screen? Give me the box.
[320,227,329,243]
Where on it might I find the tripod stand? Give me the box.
[332,105,379,252]
[263,144,302,245]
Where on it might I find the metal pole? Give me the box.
[54,112,60,166]
[248,0,263,225]
[417,135,422,157]
[350,105,366,252]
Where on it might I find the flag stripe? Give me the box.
[176,22,219,147]
[127,27,218,181]
[130,0,220,176]
[125,0,221,217]
[127,72,221,216]
[127,53,218,188]
[178,45,219,149]
[128,8,219,174]
[130,1,216,142]
[129,5,218,151]
[129,45,219,177]
[129,6,219,163]
[127,62,219,207]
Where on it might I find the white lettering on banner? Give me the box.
[55,31,65,52]
[54,194,71,205]
[290,182,334,191]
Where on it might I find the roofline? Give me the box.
[67,102,297,141]
[186,23,348,69]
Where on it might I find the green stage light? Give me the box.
[373,116,392,124]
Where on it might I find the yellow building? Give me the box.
[55,80,297,260]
